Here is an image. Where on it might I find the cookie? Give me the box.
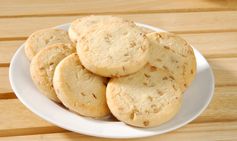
[69,15,124,42]
[30,43,75,102]
[106,64,183,127]
[147,32,196,91]
[25,28,72,60]
[77,19,150,77]
[53,53,110,118]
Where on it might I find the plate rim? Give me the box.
[9,22,215,138]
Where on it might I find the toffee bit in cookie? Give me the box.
[184,83,187,87]
[157,90,164,96]
[123,32,128,35]
[124,53,129,56]
[191,69,194,74]
[104,33,112,43]
[149,65,157,72]
[181,54,187,57]
[140,46,146,52]
[122,66,126,72]
[129,41,136,48]
[143,120,149,126]
[130,112,135,120]
[151,104,157,108]
[92,93,97,99]
[172,84,177,91]
[108,55,112,59]
[147,96,153,102]
[149,82,156,87]
[144,73,151,78]
[80,92,85,96]
[162,65,168,70]
[164,46,170,50]
[81,36,86,40]
[153,108,160,113]
[156,58,162,62]
[49,62,54,66]
[169,75,175,80]
[39,67,44,70]
[162,76,168,80]
[143,82,148,86]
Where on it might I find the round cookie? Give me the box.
[69,15,125,42]
[147,32,196,91]
[53,53,110,118]
[106,64,183,127]
[25,28,72,60]
[30,43,75,102]
[77,20,150,77]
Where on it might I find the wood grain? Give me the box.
[180,32,237,58]
[1,122,237,141]
[0,40,24,65]
[0,67,10,94]
[0,99,64,137]
[0,11,237,39]
[0,0,236,17]
[0,87,236,137]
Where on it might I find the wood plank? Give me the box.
[0,86,236,137]
[194,87,237,122]
[1,58,237,94]
[0,68,10,94]
[180,32,237,58]
[0,99,64,137]
[211,58,237,86]
[0,40,24,65]
[0,0,236,17]
[1,32,236,65]
[0,122,237,141]
[0,11,237,39]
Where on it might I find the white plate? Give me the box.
[9,23,215,138]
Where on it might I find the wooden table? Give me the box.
[0,0,237,140]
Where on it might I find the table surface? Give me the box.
[0,0,237,140]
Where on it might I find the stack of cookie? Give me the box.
[25,15,196,128]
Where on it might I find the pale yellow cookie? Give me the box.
[69,15,125,42]
[147,32,196,91]
[106,64,183,127]
[53,53,110,118]
[25,28,72,60]
[30,43,75,102]
[77,19,149,77]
